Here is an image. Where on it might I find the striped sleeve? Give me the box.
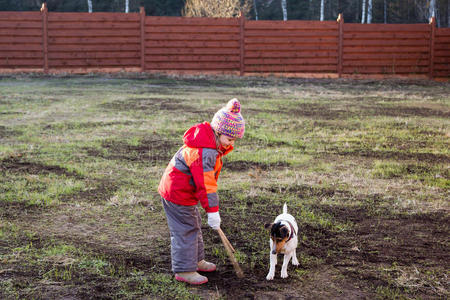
[190,148,219,213]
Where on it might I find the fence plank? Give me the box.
[146,55,239,62]
[246,20,337,30]
[0,21,44,29]
[337,14,343,77]
[343,23,429,32]
[48,44,140,51]
[344,39,429,46]
[246,44,338,51]
[429,18,436,79]
[146,26,240,33]
[147,62,239,70]
[48,12,140,22]
[343,66,428,73]
[0,29,43,36]
[246,65,337,72]
[246,51,338,58]
[240,11,245,76]
[49,58,140,67]
[41,3,48,73]
[146,41,240,48]
[0,12,42,20]
[146,16,238,26]
[146,48,240,55]
[48,52,140,59]
[343,60,429,66]
[246,58,337,65]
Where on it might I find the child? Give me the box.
[158,98,245,285]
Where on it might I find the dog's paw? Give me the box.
[266,273,274,280]
[281,270,288,278]
[292,257,299,266]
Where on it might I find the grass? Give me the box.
[0,74,449,299]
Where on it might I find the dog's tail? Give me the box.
[283,203,287,214]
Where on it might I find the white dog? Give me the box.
[265,203,299,280]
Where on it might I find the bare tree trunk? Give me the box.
[87,0,92,13]
[320,0,325,21]
[125,0,129,13]
[367,0,372,23]
[253,0,258,20]
[281,0,287,20]
[361,0,366,23]
[384,0,387,23]
[437,8,440,27]
[429,0,436,19]
[308,0,313,20]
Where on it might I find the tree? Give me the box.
[320,0,325,20]
[384,0,387,23]
[429,0,436,18]
[87,0,92,12]
[253,0,259,20]
[183,0,252,17]
[361,0,366,23]
[125,0,129,13]
[367,0,372,23]
[281,0,287,20]
[413,0,436,22]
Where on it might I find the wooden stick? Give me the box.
[217,227,235,253]
[216,228,244,278]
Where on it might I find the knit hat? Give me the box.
[211,98,245,139]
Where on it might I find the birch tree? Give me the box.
[413,0,436,22]
[384,0,387,23]
[367,0,372,23]
[253,0,258,20]
[320,0,325,21]
[429,0,436,18]
[361,0,366,23]
[125,0,129,13]
[281,0,287,20]
[87,0,92,13]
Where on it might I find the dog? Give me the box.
[265,203,299,280]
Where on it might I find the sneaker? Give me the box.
[197,260,217,272]
[175,272,208,285]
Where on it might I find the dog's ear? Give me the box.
[264,223,274,230]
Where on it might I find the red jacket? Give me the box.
[158,122,232,213]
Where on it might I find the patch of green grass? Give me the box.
[0,172,85,206]
[120,271,200,300]
[375,285,409,300]
[372,160,449,188]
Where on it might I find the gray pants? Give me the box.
[162,198,205,273]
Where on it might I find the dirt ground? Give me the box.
[1,153,448,299]
[0,76,449,299]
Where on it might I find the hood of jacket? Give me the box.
[183,122,217,149]
[183,122,233,155]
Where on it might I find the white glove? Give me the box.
[207,212,221,229]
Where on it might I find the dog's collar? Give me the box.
[280,220,297,242]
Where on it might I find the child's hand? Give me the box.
[207,212,221,229]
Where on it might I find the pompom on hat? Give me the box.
[211,98,245,139]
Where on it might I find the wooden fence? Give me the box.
[0,4,449,81]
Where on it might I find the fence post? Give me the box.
[41,3,48,73]
[429,17,436,80]
[239,11,245,76]
[337,13,344,78]
[140,7,146,72]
